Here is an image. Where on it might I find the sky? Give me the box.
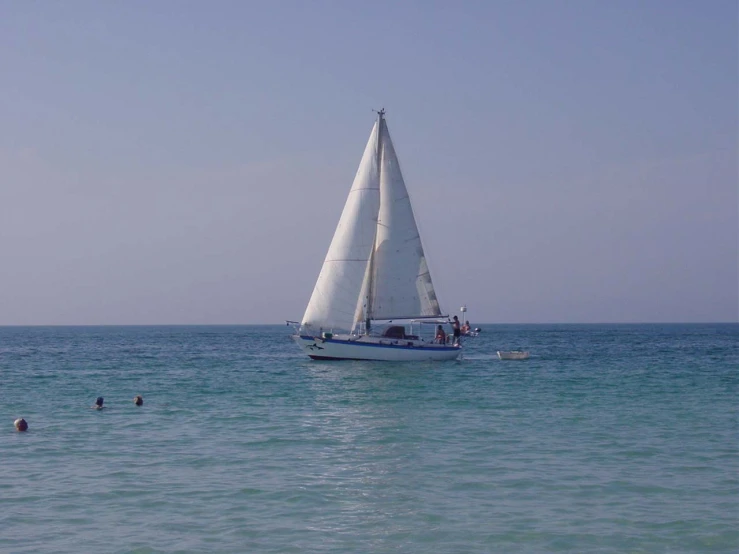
[0,0,736,325]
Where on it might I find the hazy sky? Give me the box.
[1,0,736,325]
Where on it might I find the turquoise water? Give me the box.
[1,324,737,553]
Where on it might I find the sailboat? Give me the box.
[291,110,461,361]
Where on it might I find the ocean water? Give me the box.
[0,324,737,553]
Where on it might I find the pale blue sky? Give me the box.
[1,0,736,324]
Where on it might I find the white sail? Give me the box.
[368,118,442,319]
[301,122,381,332]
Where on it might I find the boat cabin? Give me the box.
[381,325,419,341]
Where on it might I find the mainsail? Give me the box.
[301,112,442,333]
[368,116,441,320]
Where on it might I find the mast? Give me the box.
[364,108,384,334]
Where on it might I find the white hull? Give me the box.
[294,334,461,361]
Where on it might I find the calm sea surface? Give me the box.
[1,324,737,553]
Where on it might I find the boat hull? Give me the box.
[497,350,529,360]
[293,335,461,361]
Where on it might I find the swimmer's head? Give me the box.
[133,395,143,406]
[14,418,28,432]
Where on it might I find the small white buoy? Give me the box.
[14,418,28,432]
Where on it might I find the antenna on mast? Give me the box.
[373,107,385,120]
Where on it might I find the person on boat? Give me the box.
[461,320,470,334]
[92,397,105,410]
[435,325,446,344]
[451,316,461,345]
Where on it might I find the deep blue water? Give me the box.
[1,324,737,553]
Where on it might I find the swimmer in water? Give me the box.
[133,395,143,406]
[14,418,28,432]
[92,397,105,410]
